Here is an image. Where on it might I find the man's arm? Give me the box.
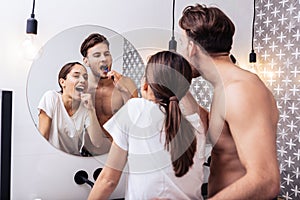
[88,142,127,200]
[209,81,280,200]
[108,70,138,101]
[180,91,209,133]
[119,76,139,100]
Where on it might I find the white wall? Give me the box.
[0,0,253,199]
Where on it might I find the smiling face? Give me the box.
[59,64,88,101]
[83,43,113,79]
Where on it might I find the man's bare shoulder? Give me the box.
[122,76,136,84]
[120,76,138,97]
[225,70,270,99]
[119,75,135,86]
[224,69,278,123]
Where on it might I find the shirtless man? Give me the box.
[80,33,138,142]
[179,4,280,199]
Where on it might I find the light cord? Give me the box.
[31,0,36,18]
[251,0,256,51]
[172,0,175,38]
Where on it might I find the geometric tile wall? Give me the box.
[122,39,145,97]
[254,0,300,199]
[189,77,213,111]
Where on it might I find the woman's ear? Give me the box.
[140,81,149,98]
[59,78,65,89]
[141,82,148,93]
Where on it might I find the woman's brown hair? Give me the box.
[145,51,197,177]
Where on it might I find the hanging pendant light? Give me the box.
[23,0,41,60]
[249,0,257,63]
[26,0,38,35]
[169,0,177,52]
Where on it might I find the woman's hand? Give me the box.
[81,93,94,110]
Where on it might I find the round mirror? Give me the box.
[27,25,145,157]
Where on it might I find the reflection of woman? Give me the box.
[38,62,110,156]
[88,51,206,199]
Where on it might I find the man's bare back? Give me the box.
[207,65,279,198]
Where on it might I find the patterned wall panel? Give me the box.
[254,0,300,199]
[190,77,213,110]
[122,39,145,97]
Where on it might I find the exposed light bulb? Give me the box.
[22,34,42,60]
[266,71,274,79]
[248,62,257,74]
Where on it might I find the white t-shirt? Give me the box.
[38,90,91,155]
[104,98,206,200]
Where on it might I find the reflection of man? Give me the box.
[80,33,138,141]
[179,4,280,200]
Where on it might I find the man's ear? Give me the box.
[83,57,89,66]
[188,40,200,57]
[188,40,196,57]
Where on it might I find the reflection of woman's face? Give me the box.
[60,64,88,101]
[85,43,113,79]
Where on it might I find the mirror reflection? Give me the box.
[27,25,144,156]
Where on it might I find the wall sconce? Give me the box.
[22,0,42,60]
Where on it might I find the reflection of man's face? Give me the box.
[178,31,201,78]
[84,43,113,79]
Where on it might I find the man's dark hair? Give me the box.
[80,33,110,57]
[179,4,235,53]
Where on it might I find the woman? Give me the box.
[38,61,110,156]
[88,51,206,199]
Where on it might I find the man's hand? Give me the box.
[107,70,129,93]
